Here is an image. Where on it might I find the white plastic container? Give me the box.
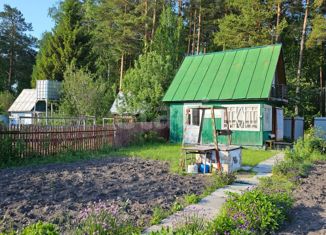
[187,164,198,174]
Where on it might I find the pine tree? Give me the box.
[93,0,143,91]
[0,4,37,93]
[32,0,92,84]
[123,51,172,120]
[213,0,283,49]
[151,6,185,88]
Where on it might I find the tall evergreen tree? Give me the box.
[151,6,185,88]
[93,0,143,91]
[32,0,92,84]
[213,0,286,49]
[0,4,37,93]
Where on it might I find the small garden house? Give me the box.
[163,44,287,146]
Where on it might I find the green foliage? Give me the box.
[170,201,184,213]
[213,0,286,49]
[32,0,92,84]
[59,65,113,117]
[150,207,169,225]
[0,136,19,167]
[212,189,292,234]
[0,91,14,114]
[242,149,279,167]
[273,129,326,179]
[0,4,36,93]
[20,222,59,235]
[184,194,200,205]
[123,51,172,120]
[132,131,166,145]
[151,6,184,88]
[74,201,139,235]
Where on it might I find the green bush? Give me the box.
[184,194,200,205]
[74,201,139,235]
[203,173,236,196]
[150,207,169,225]
[20,222,59,235]
[0,136,19,167]
[133,131,166,145]
[149,216,207,235]
[211,189,292,234]
[170,201,184,213]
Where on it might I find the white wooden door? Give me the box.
[184,105,202,144]
[276,108,284,141]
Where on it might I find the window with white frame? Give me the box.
[185,105,201,126]
[222,104,260,131]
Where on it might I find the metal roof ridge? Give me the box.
[185,44,282,58]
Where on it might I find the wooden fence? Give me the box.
[0,122,169,157]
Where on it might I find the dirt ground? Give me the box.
[0,157,211,232]
[279,162,326,235]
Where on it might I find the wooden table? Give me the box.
[182,145,217,174]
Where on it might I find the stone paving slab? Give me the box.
[143,152,284,234]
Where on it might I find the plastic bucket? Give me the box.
[187,164,198,174]
[199,164,210,173]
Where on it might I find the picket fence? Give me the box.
[0,122,169,157]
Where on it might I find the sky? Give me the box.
[0,0,58,39]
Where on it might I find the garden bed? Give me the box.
[279,161,326,234]
[0,157,212,232]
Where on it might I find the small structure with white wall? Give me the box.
[8,80,61,125]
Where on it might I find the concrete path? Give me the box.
[143,152,284,234]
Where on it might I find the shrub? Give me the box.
[212,189,292,234]
[171,201,184,213]
[150,207,169,225]
[133,131,166,145]
[20,222,59,235]
[150,216,207,235]
[202,173,236,197]
[74,200,139,235]
[0,136,19,167]
[184,194,200,205]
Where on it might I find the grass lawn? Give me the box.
[2,142,278,171]
[242,148,279,167]
[107,142,181,172]
[109,143,279,171]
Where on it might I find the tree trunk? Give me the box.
[191,8,197,55]
[320,65,325,116]
[178,0,182,17]
[8,48,13,90]
[119,53,124,91]
[196,4,202,55]
[150,0,157,44]
[144,0,148,51]
[187,11,193,54]
[295,0,310,115]
[275,1,281,42]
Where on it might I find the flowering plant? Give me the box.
[74,200,138,235]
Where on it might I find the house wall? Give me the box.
[169,101,279,146]
[9,112,33,125]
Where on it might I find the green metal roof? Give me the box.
[163,44,282,102]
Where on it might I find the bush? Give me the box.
[150,207,169,225]
[0,136,19,167]
[184,194,200,205]
[211,189,292,234]
[20,222,59,235]
[150,216,207,235]
[133,131,166,145]
[74,200,139,235]
[203,173,236,196]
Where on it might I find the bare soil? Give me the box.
[0,157,211,232]
[279,162,326,235]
